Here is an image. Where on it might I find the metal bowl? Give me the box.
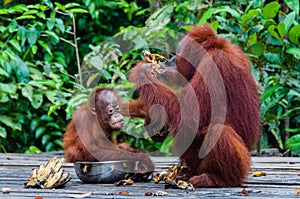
[73,160,139,183]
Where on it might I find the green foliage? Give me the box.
[0,1,84,152]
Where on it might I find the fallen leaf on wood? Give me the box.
[119,191,129,195]
[68,191,93,198]
[251,171,266,177]
[294,188,300,195]
[145,192,153,196]
[241,188,249,195]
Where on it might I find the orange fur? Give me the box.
[124,24,260,187]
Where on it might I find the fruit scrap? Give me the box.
[294,188,300,196]
[251,171,266,177]
[165,180,195,190]
[142,50,168,77]
[24,156,71,189]
[142,50,167,64]
[114,179,134,186]
[1,187,10,194]
[154,191,168,196]
[154,161,182,184]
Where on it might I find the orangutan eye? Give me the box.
[108,108,114,115]
[115,106,120,112]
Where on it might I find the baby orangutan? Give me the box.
[63,88,154,172]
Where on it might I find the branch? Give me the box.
[59,37,76,47]
[72,15,82,85]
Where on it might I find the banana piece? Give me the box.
[24,156,70,189]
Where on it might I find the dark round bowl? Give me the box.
[73,160,139,183]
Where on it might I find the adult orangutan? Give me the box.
[122,24,260,187]
[63,88,154,172]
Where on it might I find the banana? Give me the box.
[24,156,70,189]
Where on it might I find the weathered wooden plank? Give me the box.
[1,153,300,198]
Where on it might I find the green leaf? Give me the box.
[286,128,300,133]
[45,142,54,151]
[55,18,65,33]
[65,2,81,9]
[48,101,64,116]
[51,131,63,136]
[23,10,38,15]
[110,69,126,80]
[42,134,51,146]
[21,84,33,101]
[0,116,22,131]
[289,24,300,45]
[15,15,36,20]
[14,56,30,83]
[0,83,17,94]
[281,107,300,118]
[277,22,285,38]
[8,4,27,14]
[0,126,7,138]
[100,69,112,80]
[68,8,88,13]
[262,1,280,19]
[45,90,57,103]
[43,30,59,41]
[260,84,282,101]
[251,43,265,56]
[36,12,46,19]
[9,39,21,52]
[264,53,281,63]
[54,2,65,11]
[286,47,300,59]
[26,28,39,46]
[145,5,173,27]
[198,8,216,24]
[0,68,9,77]
[0,9,8,15]
[0,93,9,103]
[32,45,38,54]
[17,26,27,46]
[284,0,299,17]
[283,11,295,34]
[38,40,52,56]
[46,18,55,30]
[40,115,54,122]
[268,25,281,41]
[214,6,241,20]
[25,146,42,154]
[54,139,63,147]
[46,122,60,129]
[30,118,40,132]
[31,93,43,109]
[8,21,18,33]
[241,9,260,27]
[35,126,46,139]
[286,134,300,150]
[160,136,173,153]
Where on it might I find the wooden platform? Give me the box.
[1,152,300,198]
